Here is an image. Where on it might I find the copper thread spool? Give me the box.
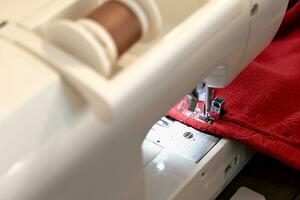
[87,1,143,56]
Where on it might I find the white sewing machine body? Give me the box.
[0,0,287,199]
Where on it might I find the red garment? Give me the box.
[168,1,300,170]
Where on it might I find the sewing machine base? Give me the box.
[143,117,254,200]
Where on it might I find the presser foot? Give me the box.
[194,113,214,125]
[200,96,225,124]
[177,88,225,125]
[177,82,225,125]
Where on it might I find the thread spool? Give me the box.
[46,0,161,77]
[86,1,144,56]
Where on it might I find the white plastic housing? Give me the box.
[205,0,288,88]
[0,0,288,200]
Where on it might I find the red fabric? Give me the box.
[168,1,300,171]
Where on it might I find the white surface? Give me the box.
[46,19,112,76]
[241,0,289,67]
[142,118,254,200]
[206,0,289,88]
[230,187,265,200]
[0,37,61,176]
[0,39,57,121]
[25,0,102,30]
[0,0,53,23]
[0,0,101,28]
[171,139,252,200]
[146,118,219,163]
[0,0,287,199]
[134,0,162,42]
[142,140,162,165]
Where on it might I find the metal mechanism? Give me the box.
[146,117,220,163]
[199,82,225,124]
[178,82,226,124]
[210,96,225,120]
[204,83,213,116]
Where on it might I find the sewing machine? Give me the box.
[0,0,288,199]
